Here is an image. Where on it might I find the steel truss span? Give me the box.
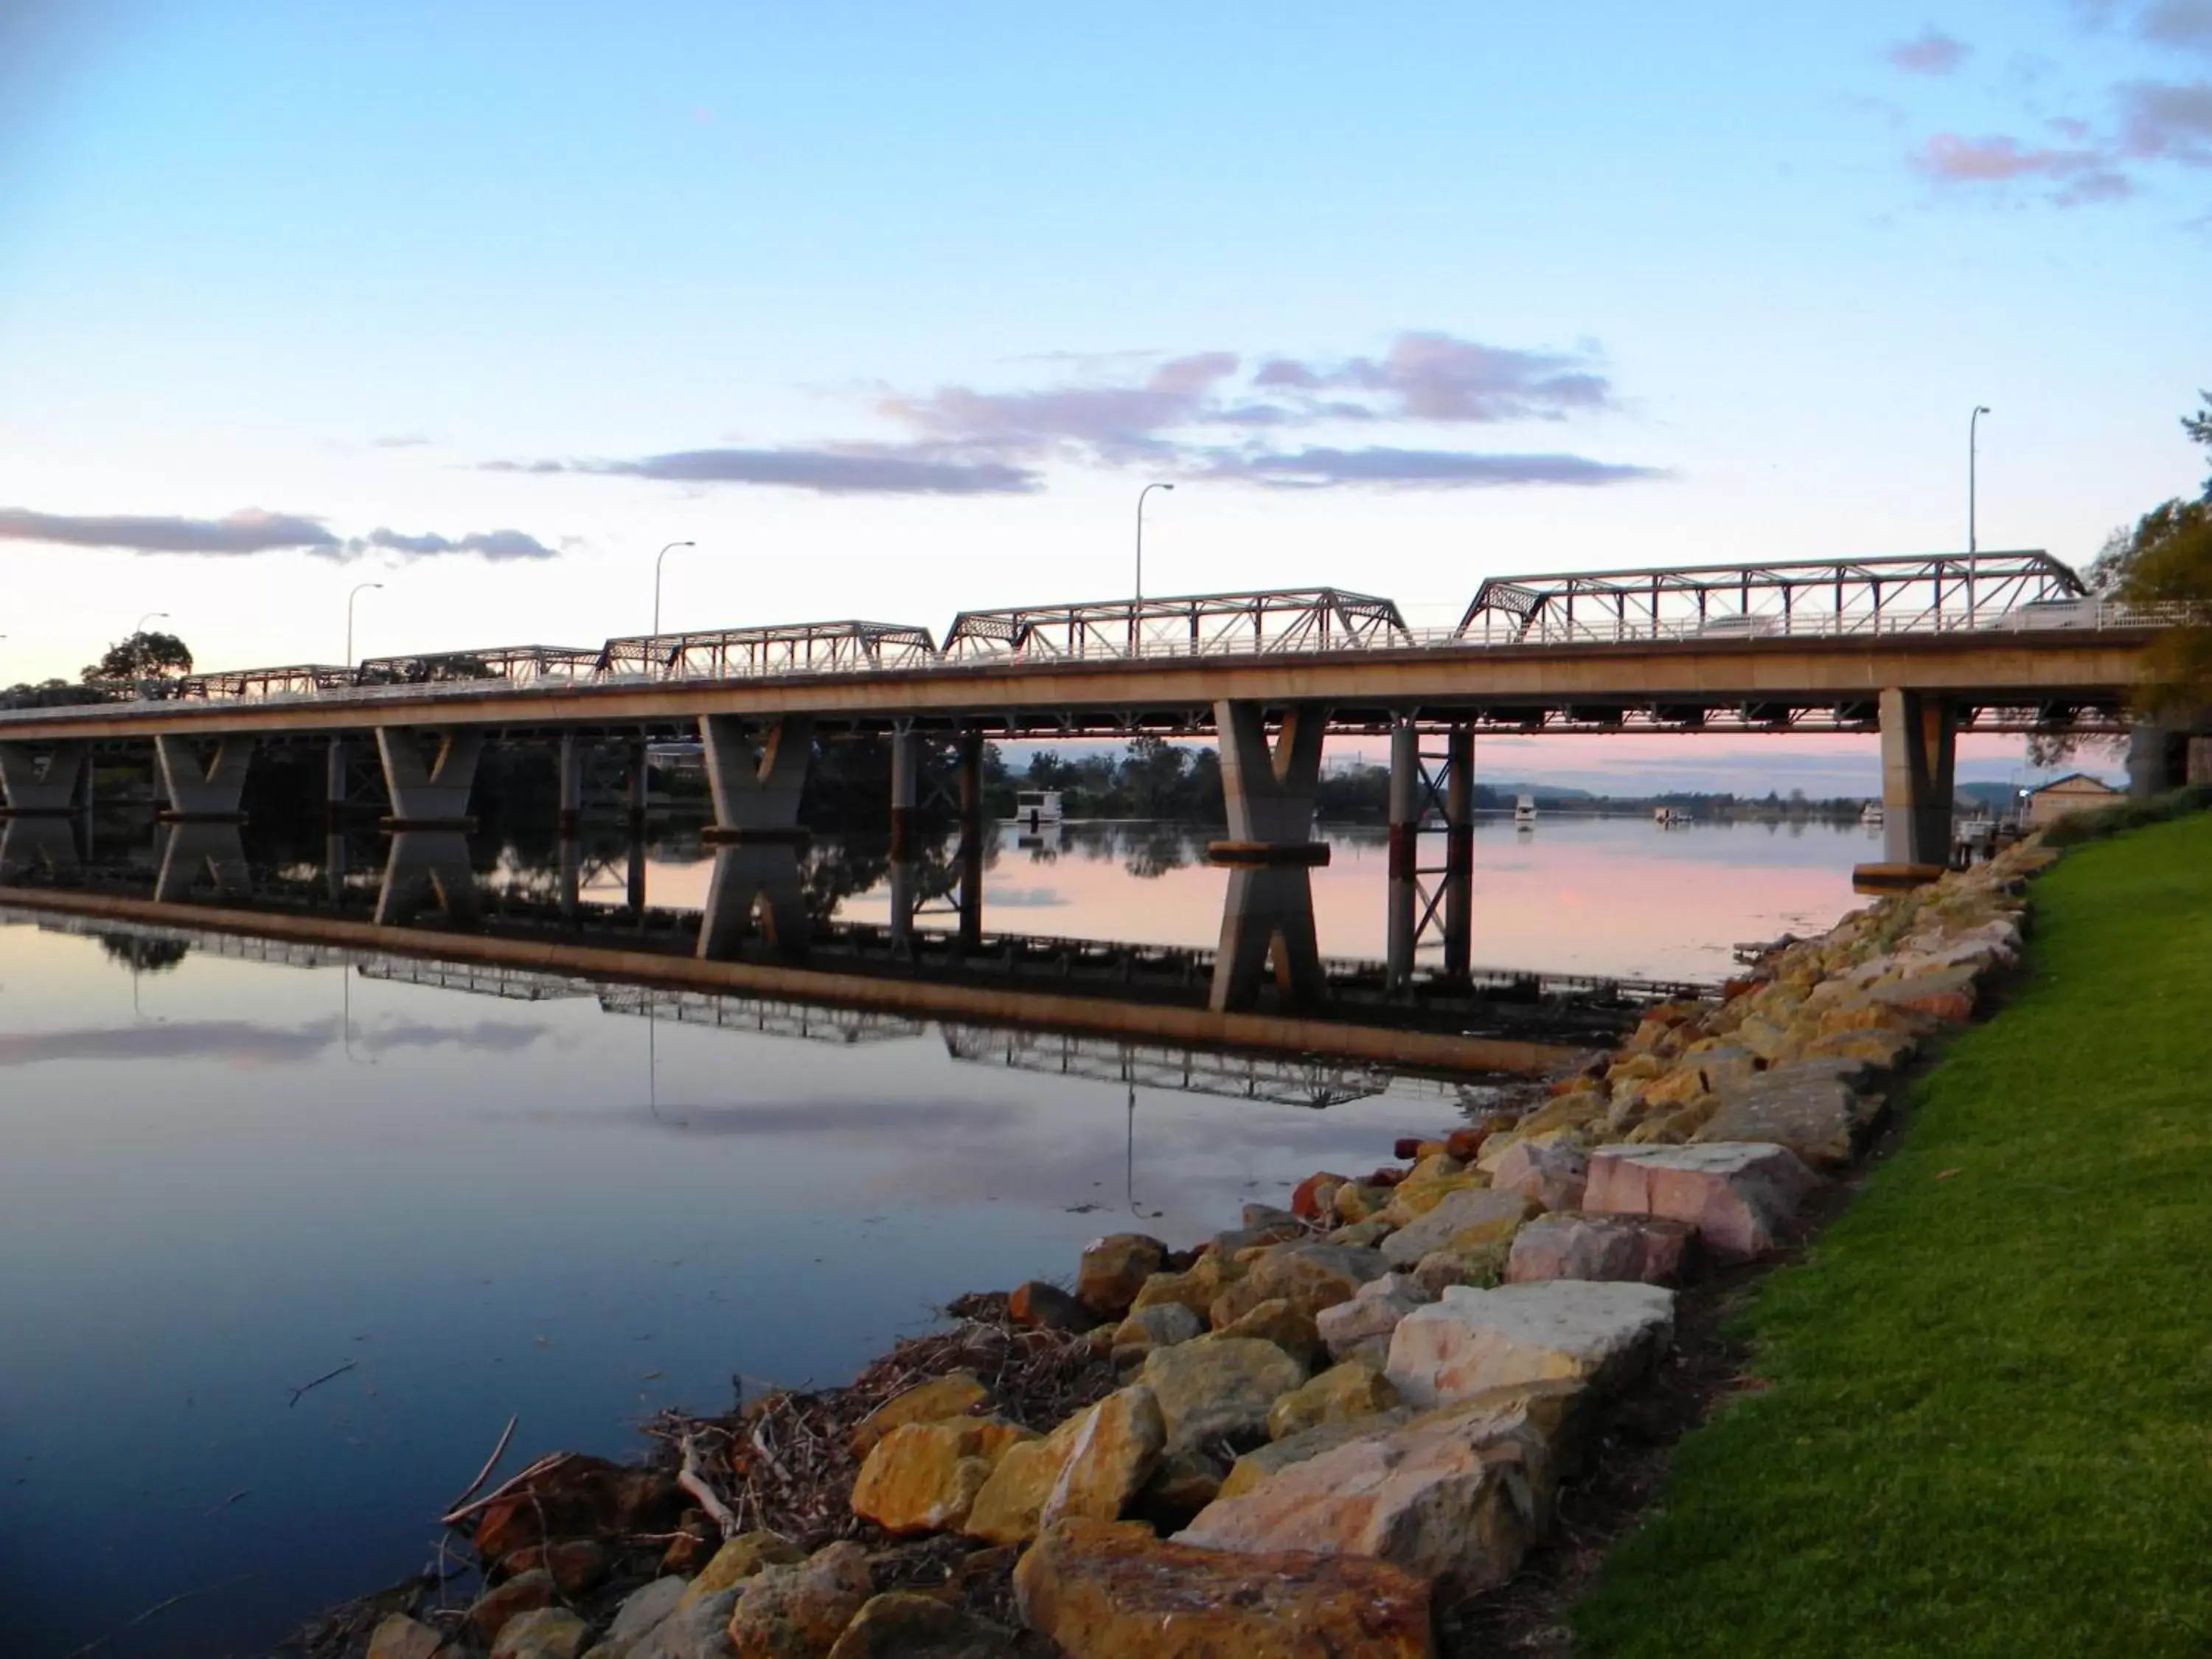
[1458,551,2090,644]
[940,588,1409,661]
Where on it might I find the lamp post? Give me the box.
[1133,483,1174,653]
[346,582,383,667]
[651,540,696,638]
[131,611,170,679]
[1969,406,1991,554]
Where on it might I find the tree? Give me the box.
[2087,394,2212,719]
[83,630,193,683]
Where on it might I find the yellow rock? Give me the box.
[1217,1298,1324,1368]
[1640,1065,1710,1112]
[1380,1173,1484,1227]
[675,1531,804,1610]
[1130,1250,1245,1318]
[847,1371,989,1458]
[964,1416,1086,1546]
[1607,1052,1666,1083]
[1330,1182,1396,1223]
[1516,1093,1609,1137]
[1267,1358,1400,1441]
[850,1416,1035,1535]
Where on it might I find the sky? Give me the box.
[1,1,2205,792]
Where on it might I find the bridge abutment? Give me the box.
[376,728,484,828]
[154,734,254,821]
[700,714,813,842]
[1210,700,1329,864]
[0,742,87,815]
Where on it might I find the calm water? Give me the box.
[0,813,1880,1655]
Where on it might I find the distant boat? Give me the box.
[1014,789,1063,830]
[1514,794,1537,826]
[1653,805,1683,827]
[1860,801,1884,827]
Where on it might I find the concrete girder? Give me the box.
[153,821,253,903]
[700,714,813,837]
[154,734,254,820]
[1211,864,1326,1013]
[375,830,481,926]
[0,742,86,814]
[1215,700,1328,848]
[1879,688,1957,868]
[698,841,811,961]
[375,728,485,826]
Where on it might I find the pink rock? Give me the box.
[1491,1141,1590,1211]
[1504,1212,1694,1285]
[1583,1143,1818,1262]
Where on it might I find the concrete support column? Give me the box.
[375,728,485,827]
[700,714,813,841]
[558,834,582,922]
[698,842,810,961]
[2129,723,2181,799]
[1878,689,1956,869]
[324,830,346,905]
[153,821,251,903]
[0,814,81,878]
[888,726,920,860]
[2189,737,2212,787]
[957,730,985,952]
[324,737,347,829]
[375,830,481,926]
[1444,723,1474,979]
[1385,718,1419,990]
[153,734,254,821]
[557,733,584,837]
[627,740,649,833]
[0,742,86,815]
[1211,700,1329,863]
[1211,866,1326,1013]
[626,832,647,915]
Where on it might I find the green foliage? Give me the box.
[2039,782,2212,846]
[0,677,116,709]
[1573,813,2212,1658]
[1018,738,1224,821]
[83,630,193,682]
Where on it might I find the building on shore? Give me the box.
[2025,772,2121,828]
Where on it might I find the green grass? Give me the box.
[1572,812,2212,1659]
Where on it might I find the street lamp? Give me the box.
[130,611,170,678]
[652,540,696,637]
[346,582,383,667]
[1969,406,1991,554]
[135,611,170,635]
[1134,483,1174,653]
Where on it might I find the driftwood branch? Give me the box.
[442,1413,518,1517]
[64,1571,260,1658]
[678,1430,740,1539]
[439,1451,575,1528]
[287,1358,358,1408]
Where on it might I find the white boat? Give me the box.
[1653,805,1683,827]
[1860,801,1884,827]
[1013,789,1063,830]
[1514,794,1537,826]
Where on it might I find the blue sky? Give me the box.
[0,1,2205,786]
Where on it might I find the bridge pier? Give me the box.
[700,714,813,842]
[324,737,347,829]
[1386,720,1420,988]
[376,728,484,828]
[557,733,584,836]
[698,841,811,961]
[957,729,985,950]
[1211,865,1326,1012]
[0,813,80,878]
[1444,723,1474,978]
[154,734,254,821]
[1210,700,1329,864]
[888,726,920,860]
[1857,689,1955,882]
[375,830,481,926]
[0,742,86,816]
[153,821,252,903]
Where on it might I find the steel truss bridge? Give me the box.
[0,550,2163,742]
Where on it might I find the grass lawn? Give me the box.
[1572,811,2212,1658]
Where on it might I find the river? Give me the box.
[0,811,1882,1655]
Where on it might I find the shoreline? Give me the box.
[290,837,2048,1658]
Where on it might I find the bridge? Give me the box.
[0,552,2183,883]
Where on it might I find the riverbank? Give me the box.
[303,837,2053,1658]
[1571,807,2212,1658]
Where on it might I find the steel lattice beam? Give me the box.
[941,588,1411,661]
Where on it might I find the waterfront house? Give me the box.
[2025,773,2121,827]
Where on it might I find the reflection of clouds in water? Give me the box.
[0,1015,552,1068]
[484,1097,1029,1137]
[984,888,1068,908]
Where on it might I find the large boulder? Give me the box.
[1040,1385,1168,1528]
[1209,1242,1390,1326]
[728,1543,872,1659]
[1077,1234,1169,1319]
[605,1578,688,1648]
[678,1533,808,1611]
[1130,1252,1245,1319]
[1504,1212,1694,1287]
[1141,1336,1307,1460]
[1694,1062,1882,1169]
[1214,1298,1324,1369]
[1489,1141,1590,1212]
[493,1609,591,1659]
[1267,1357,1401,1441]
[849,1372,989,1457]
[1107,1301,1203,1368]
[1222,1410,1411,1501]
[1008,1281,1091,1332]
[367,1618,443,1659]
[1584,1141,1819,1261]
[1314,1273,1433,1362]
[472,1455,687,1560]
[824,1593,1013,1659]
[1386,1281,1675,1409]
[850,1418,1035,1534]
[470,1571,555,1647]
[964,1416,1087,1547]
[629,1589,742,1659]
[1178,1381,1587,1592]
[1380,1188,1539,1270]
[1013,1517,1434,1659]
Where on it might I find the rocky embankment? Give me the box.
[348,839,2049,1659]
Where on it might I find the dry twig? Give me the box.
[287,1359,358,1407]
